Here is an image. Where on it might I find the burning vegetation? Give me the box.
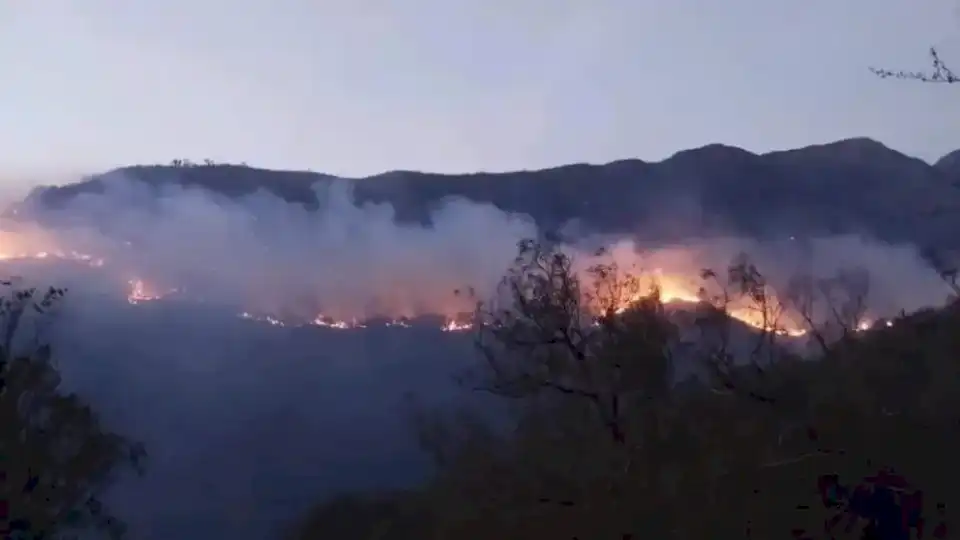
[0,226,921,338]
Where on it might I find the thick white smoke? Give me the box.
[0,173,546,540]
[0,170,953,540]
[567,235,952,325]
[13,175,540,322]
[7,171,953,329]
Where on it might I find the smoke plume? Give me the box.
[0,170,952,540]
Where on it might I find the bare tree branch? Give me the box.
[870,47,959,84]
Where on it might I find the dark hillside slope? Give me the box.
[28,138,960,248]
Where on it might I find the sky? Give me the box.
[1,0,959,187]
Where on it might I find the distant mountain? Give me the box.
[935,148,960,174]
[27,138,960,248]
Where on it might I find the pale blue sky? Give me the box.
[2,0,959,186]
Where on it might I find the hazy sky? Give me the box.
[2,0,959,183]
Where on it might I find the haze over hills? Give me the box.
[2,137,957,539]
[25,137,960,250]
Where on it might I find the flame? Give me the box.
[441,318,473,332]
[235,311,474,332]
[127,279,161,305]
[311,314,367,329]
[240,311,285,326]
[0,227,890,336]
[0,228,104,267]
[606,272,890,338]
[0,248,103,267]
[126,279,179,305]
[598,270,809,337]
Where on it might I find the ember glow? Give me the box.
[0,178,950,339]
[440,318,473,332]
[617,279,809,337]
[126,279,180,305]
[4,175,950,540]
[239,311,284,326]
[312,314,366,329]
[0,231,104,267]
[575,244,813,336]
[235,309,473,332]
[0,250,104,266]
[0,227,907,337]
[119,268,808,335]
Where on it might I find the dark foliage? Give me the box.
[0,284,145,539]
[292,240,958,540]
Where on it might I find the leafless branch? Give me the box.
[870,47,959,84]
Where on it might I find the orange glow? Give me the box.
[592,269,809,337]
[0,227,882,336]
[127,279,163,304]
[574,243,814,337]
[0,247,104,267]
[311,314,367,329]
[126,279,180,305]
[0,228,104,267]
[440,318,473,332]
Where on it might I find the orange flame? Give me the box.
[0,228,104,267]
[0,228,883,336]
[440,318,473,332]
[126,279,179,305]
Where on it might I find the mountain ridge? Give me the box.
[25,137,960,249]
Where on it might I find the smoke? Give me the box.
[16,175,539,321]
[565,234,951,319]
[11,172,952,328]
[0,170,953,539]
[0,173,544,540]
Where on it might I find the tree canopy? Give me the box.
[291,238,956,540]
[0,283,145,539]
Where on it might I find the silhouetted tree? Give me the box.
[713,266,959,539]
[292,239,959,539]
[0,283,146,539]
[463,239,676,445]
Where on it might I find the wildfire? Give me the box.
[609,275,893,338]
[126,279,179,305]
[77,273,871,337]
[131,272,879,338]
[235,310,474,332]
[0,228,104,267]
[601,271,808,337]
[311,314,367,329]
[856,319,895,331]
[239,312,285,326]
[0,227,892,337]
[441,319,473,332]
[0,249,104,267]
